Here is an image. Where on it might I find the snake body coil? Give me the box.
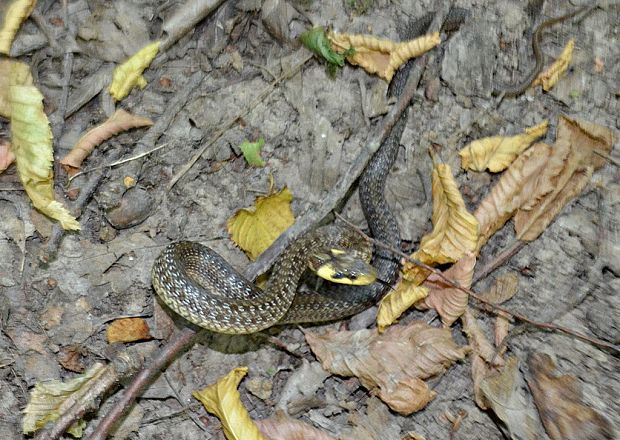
[151,11,468,334]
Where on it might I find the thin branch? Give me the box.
[68,143,169,182]
[88,326,199,440]
[334,212,620,354]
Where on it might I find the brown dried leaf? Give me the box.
[527,352,615,440]
[60,109,153,175]
[305,321,468,415]
[480,272,519,304]
[474,143,551,250]
[255,411,336,440]
[461,307,503,367]
[532,39,574,91]
[515,117,616,241]
[0,137,14,172]
[417,254,476,327]
[460,121,549,172]
[328,31,440,81]
[106,317,152,343]
[57,345,86,373]
[494,312,511,355]
[478,356,543,439]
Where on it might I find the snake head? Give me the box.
[307,248,377,285]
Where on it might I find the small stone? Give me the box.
[105,187,154,229]
[245,377,273,400]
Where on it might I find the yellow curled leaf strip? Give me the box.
[9,63,79,230]
[533,39,574,92]
[459,120,549,172]
[193,367,267,440]
[0,0,36,54]
[109,41,161,101]
[328,31,440,81]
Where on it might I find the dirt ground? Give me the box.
[0,0,618,439]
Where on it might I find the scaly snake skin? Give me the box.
[151,9,468,334]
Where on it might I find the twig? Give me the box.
[243,10,446,281]
[473,240,527,283]
[334,212,620,354]
[167,52,313,191]
[39,147,124,265]
[34,348,144,440]
[88,326,199,440]
[68,144,169,182]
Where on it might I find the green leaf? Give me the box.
[239,138,266,167]
[299,27,353,68]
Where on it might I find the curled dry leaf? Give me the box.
[527,352,615,440]
[402,163,478,284]
[376,282,428,332]
[514,116,615,241]
[480,272,519,304]
[474,142,551,250]
[461,307,502,367]
[0,0,36,54]
[192,367,267,440]
[9,62,80,230]
[305,321,469,415]
[478,356,543,439]
[109,40,161,101]
[60,109,153,175]
[417,254,476,327]
[459,120,549,173]
[328,31,441,81]
[227,186,295,260]
[23,362,106,436]
[106,317,152,344]
[255,410,336,440]
[0,137,14,172]
[532,39,574,91]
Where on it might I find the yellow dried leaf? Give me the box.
[328,31,440,81]
[193,367,267,440]
[459,120,549,172]
[402,163,478,279]
[106,317,152,343]
[23,362,106,436]
[60,109,153,175]
[306,321,468,415]
[532,39,574,91]
[109,41,161,101]
[0,0,36,54]
[0,137,14,172]
[9,63,80,230]
[474,143,551,250]
[227,187,295,260]
[0,58,32,118]
[376,282,428,332]
[515,117,615,241]
[417,254,476,327]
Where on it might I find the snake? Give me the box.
[151,9,468,334]
[493,4,595,97]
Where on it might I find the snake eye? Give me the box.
[349,274,357,280]
[332,272,344,279]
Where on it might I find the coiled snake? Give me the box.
[152,10,468,334]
